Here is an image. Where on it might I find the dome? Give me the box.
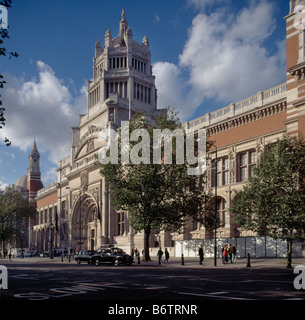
[14,175,28,190]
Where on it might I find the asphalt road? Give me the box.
[0,257,304,318]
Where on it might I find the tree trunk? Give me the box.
[144,228,151,261]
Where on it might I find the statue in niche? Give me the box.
[86,139,94,153]
[81,171,88,190]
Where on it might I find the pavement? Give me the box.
[1,255,305,269]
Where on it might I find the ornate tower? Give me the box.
[87,8,158,127]
[27,138,42,200]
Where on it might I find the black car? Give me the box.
[91,247,133,266]
[75,250,96,264]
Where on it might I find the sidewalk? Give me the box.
[138,256,305,269]
[1,256,305,269]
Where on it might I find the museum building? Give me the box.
[14,2,305,257]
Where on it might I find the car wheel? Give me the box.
[77,260,81,264]
[95,260,99,266]
[114,260,120,266]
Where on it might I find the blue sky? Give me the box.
[0,0,289,189]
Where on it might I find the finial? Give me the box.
[142,34,149,46]
[121,8,126,21]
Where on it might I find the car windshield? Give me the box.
[112,248,124,254]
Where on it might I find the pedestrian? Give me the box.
[228,244,233,263]
[164,248,169,263]
[8,252,11,262]
[157,247,163,264]
[222,245,228,264]
[232,244,237,262]
[198,245,204,265]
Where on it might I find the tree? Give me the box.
[0,0,18,147]
[0,187,36,256]
[231,135,305,267]
[99,109,213,261]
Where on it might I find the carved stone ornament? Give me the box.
[80,171,88,190]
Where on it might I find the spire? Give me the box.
[95,38,102,57]
[27,138,40,174]
[119,8,129,38]
[30,137,39,156]
[105,27,112,47]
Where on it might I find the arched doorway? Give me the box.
[71,193,99,251]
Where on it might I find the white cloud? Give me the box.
[0,60,87,164]
[41,167,58,186]
[187,0,230,11]
[154,0,286,120]
[0,181,8,190]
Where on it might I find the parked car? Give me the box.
[91,247,133,266]
[75,250,96,264]
[24,251,35,257]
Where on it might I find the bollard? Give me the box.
[181,254,184,265]
[246,253,251,267]
[287,252,292,268]
[61,254,63,262]
[137,254,141,264]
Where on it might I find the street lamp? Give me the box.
[49,222,54,259]
[214,146,218,267]
[79,191,82,251]
[208,141,218,267]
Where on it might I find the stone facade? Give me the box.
[31,2,305,255]
[33,9,164,254]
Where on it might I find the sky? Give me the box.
[0,0,289,189]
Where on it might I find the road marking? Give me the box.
[207,291,228,295]
[176,291,255,300]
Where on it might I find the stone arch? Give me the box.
[71,192,99,251]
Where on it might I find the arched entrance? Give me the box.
[71,193,99,251]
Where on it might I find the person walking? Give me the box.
[198,245,204,265]
[222,245,228,264]
[228,244,233,263]
[164,248,169,263]
[157,247,163,265]
[232,244,237,262]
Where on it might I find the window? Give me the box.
[299,30,305,63]
[216,198,227,228]
[109,56,127,69]
[133,82,151,103]
[211,157,229,187]
[239,153,247,182]
[248,150,256,178]
[118,212,125,235]
[193,219,198,231]
[237,150,256,182]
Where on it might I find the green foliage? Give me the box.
[231,135,305,242]
[0,187,36,253]
[0,0,18,147]
[99,108,213,260]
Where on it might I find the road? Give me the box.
[0,257,304,317]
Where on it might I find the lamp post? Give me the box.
[79,190,82,251]
[49,222,54,259]
[208,141,218,267]
[214,146,218,267]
